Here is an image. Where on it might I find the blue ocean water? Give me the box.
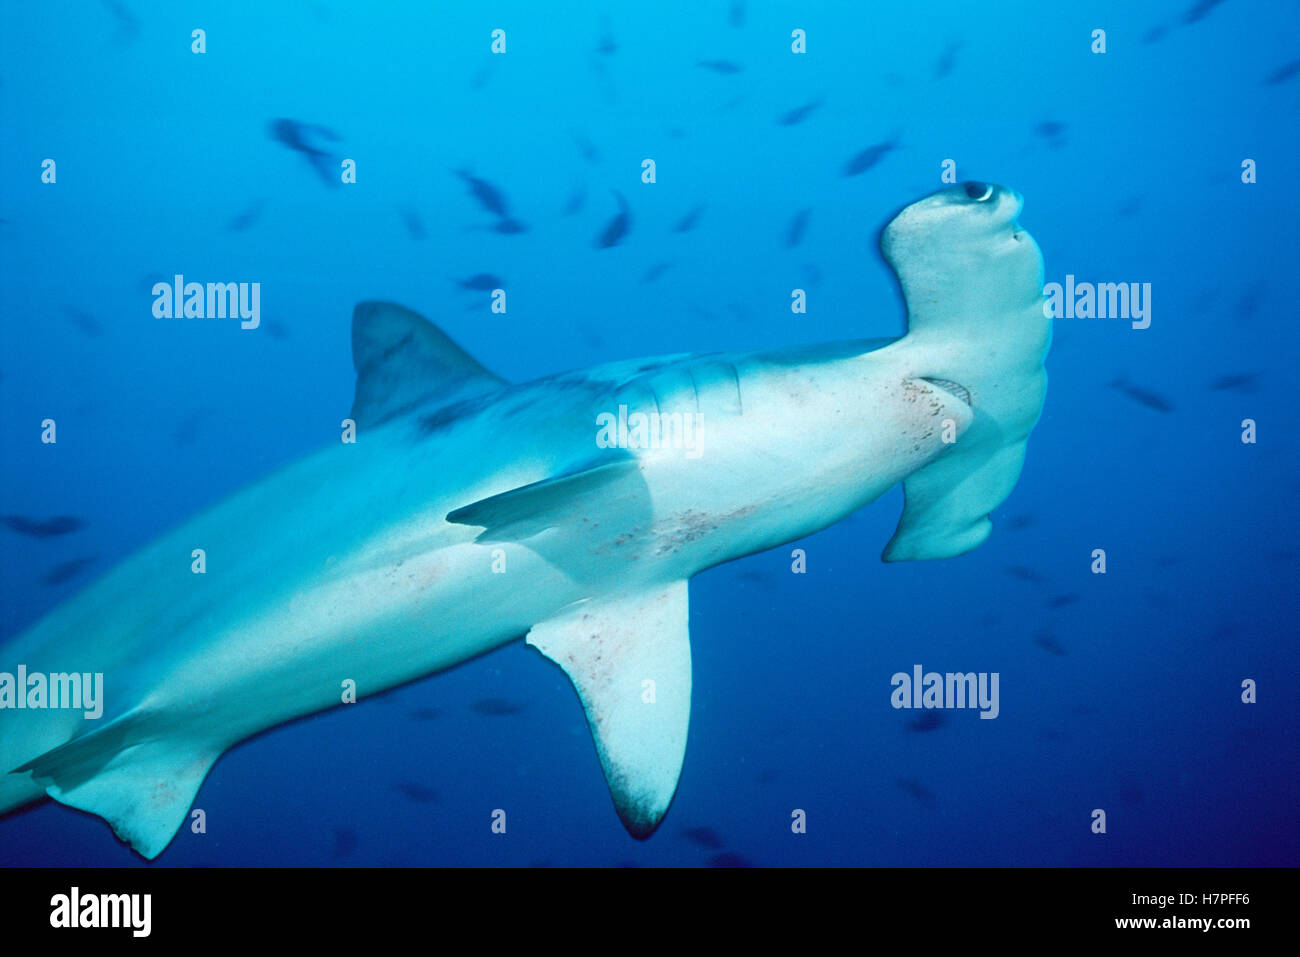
[1,0,1297,867]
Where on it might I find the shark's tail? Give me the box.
[876,182,1051,561]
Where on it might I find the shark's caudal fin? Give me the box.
[527,583,691,838]
[878,182,1051,562]
[351,301,507,427]
[12,710,221,859]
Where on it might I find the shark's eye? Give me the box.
[964,181,994,202]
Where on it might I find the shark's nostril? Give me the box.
[921,377,972,407]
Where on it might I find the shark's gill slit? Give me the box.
[919,377,973,407]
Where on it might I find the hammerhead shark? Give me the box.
[0,182,1049,858]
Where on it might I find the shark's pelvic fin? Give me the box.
[879,183,1051,561]
[351,300,507,428]
[12,710,219,860]
[446,457,642,544]
[527,582,692,838]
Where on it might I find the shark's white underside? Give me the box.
[0,182,1050,857]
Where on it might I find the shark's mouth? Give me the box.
[920,377,973,407]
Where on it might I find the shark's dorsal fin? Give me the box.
[527,582,692,838]
[351,301,506,428]
[12,709,221,860]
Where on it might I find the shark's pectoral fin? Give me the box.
[351,301,507,428]
[527,581,691,838]
[12,710,219,860]
[447,456,646,544]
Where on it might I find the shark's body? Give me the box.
[0,183,1050,857]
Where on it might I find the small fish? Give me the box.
[673,204,705,233]
[42,556,98,586]
[1048,593,1080,609]
[393,781,440,803]
[456,273,503,291]
[1110,377,1175,413]
[1,515,86,538]
[329,827,357,859]
[569,129,601,163]
[491,217,528,235]
[1033,632,1068,656]
[62,306,103,337]
[1208,373,1258,392]
[102,0,140,44]
[696,60,743,74]
[470,697,524,716]
[594,19,617,56]
[408,707,442,721]
[777,99,822,126]
[1035,120,1067,139]
[562,185,587,217]
[1142,24,1169,44]
[640,261,672,284]
[784,208,811,248]
[594,191,631,249]
[801,263,822,287]
[1263,59,1300,85]
[933,41,960,79]
[895,778,936,806]
[401,208,426,241]
[1182,0,1228,25]
[707,852,754,867]
[1005,513,1036,531]
[682,826,725,850]
[269,118,341,187]
[172,408,214,445]
[728,0,745,28]
[455,168,512,219]
[227,199,267,232]
[905,710,945,733]
[842,137,898,176]
[1005,565,1045,583]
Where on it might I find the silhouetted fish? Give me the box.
[102,0,140,44]
[393,781,440,803]
[455,168,512,219]
[594,19,617,56]
[707,852,753,867]
[1142,24,1169,44]
[330,827,357,859]
[784,208,811,248]
[594,191,631,248]
[1208,373,1258,392]
[470,697,524,716]
[1033,631,1068,656]
[227,199,266,232]
[401,208,426,241]
[1110,378,1174,413]
[456,273,503,291]
[409,707,442,721]
[1263,59,1300,85]
[1034,121,1067,147]
[1,515,85,538]
[728,0,745,28]
[269,118,340,187]
[172,408,214,446]
[1005,513,1036,530]
[562,185,587,216]
[895,778,936,806]
[1005,565,1045,583]
[682,826,725,850]
[62,306,103,337]
[1048,593,1080,608]
[569,129,601,163]
[673,204,705,233]
[640,261,672,284]
[491,217,528,235]
[905,710,945,733]
[842,137,898,176]
[933,41,960,78]
[777,99,822,126]
[697,60,743,74]
[1182,0,1228,25]
[42,556,98,586]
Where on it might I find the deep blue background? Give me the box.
[1,0,1297,866]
